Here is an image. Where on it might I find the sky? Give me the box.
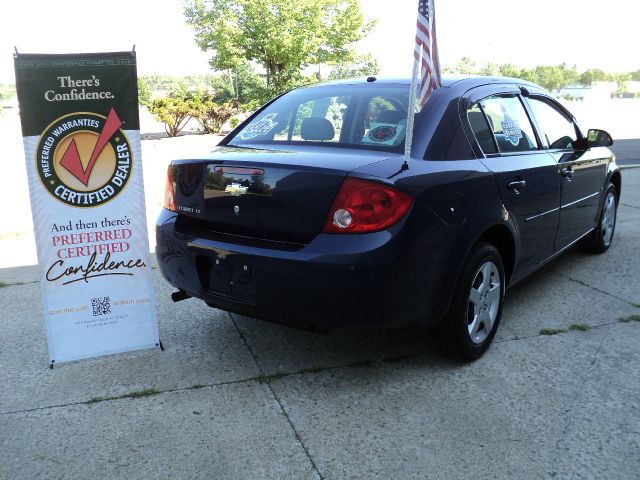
[0,0,636,83]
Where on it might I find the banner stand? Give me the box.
[48,340,165,369]
[15,49,161,366]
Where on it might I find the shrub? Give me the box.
[148,97,194,137]
[229,117,240,129]
[192,100,237,134]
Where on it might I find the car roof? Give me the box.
[305,74,541,91]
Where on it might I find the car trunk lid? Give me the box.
[171,146,391,244]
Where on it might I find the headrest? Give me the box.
[375,109,404,124]
[468,111,492,133]
[300,117,335,141]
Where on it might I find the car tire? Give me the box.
[581,183,618,254]
[433,242,505,361]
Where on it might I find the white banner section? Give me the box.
[24,128,159,365]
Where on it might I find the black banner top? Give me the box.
[14,51,140,136]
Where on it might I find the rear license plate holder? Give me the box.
[209,256,256,300]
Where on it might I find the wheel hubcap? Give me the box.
[467,261,501,345]
[601,191,616,246]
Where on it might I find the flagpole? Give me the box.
[403,53,420,165]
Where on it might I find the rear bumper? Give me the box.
[155,207,458,330]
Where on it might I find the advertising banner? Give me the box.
[14,51,159,365]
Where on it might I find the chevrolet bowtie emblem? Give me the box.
[225,183,248,196]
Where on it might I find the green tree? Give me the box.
[208,74,236,103]
[166,79,193,100]
[529,64,578,91]
[498,64,522,79]
[579,69,613,85]
[614,72,631,93]
[444,57,477,74]
[237,70,261,103]
[184,0,375,96]
[137,77,152,106]
[479,63,501,76]
[328,54,379,81]
[441,61,639,93]
[142,74,163,93]
[229,62,269,105]
[207,65,269,109]
[516,67,539,84]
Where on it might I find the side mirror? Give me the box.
[587,129,613,147]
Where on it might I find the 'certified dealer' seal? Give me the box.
[36,107,132,208]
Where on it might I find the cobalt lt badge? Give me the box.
[36,107,132,208]
[234,205,240,216]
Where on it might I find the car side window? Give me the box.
[527,97,578,150]
[477,96,538,154]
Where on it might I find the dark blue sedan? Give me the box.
[156,75,620,360]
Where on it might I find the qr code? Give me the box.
[91,296,111,316]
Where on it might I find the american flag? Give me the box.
[414,0,441,106]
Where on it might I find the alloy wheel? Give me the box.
[601,191,616,246]
[467,261,501,345]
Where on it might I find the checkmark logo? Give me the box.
[37,111,133,207]
[59,108,123,186]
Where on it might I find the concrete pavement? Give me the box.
[611,139,640,166]
[1,176,639,478]
[0,102,638,478]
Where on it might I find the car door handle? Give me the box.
[507,179,526,194]
[560,167,574,179]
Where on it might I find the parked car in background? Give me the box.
[156,75,620,360]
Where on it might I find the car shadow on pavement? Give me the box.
[228,229,637,379]
[230,312,447,375]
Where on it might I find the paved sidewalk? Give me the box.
[1,171,639,479]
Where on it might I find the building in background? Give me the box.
[558,81,618,100]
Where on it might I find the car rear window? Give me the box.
[229,84,413,153]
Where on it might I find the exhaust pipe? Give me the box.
[171,289,191,302]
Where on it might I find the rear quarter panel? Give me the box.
[354,156,515,318]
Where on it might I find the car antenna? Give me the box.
[388,159,409,179]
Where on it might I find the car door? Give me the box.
[525,96,608,250]
[466,92,561,275]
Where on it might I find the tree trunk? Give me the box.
[228,69,237,99]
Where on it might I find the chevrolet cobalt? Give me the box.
[156,76,620,360]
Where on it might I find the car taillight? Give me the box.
[163,164,177,212]
[322,177,414,234]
